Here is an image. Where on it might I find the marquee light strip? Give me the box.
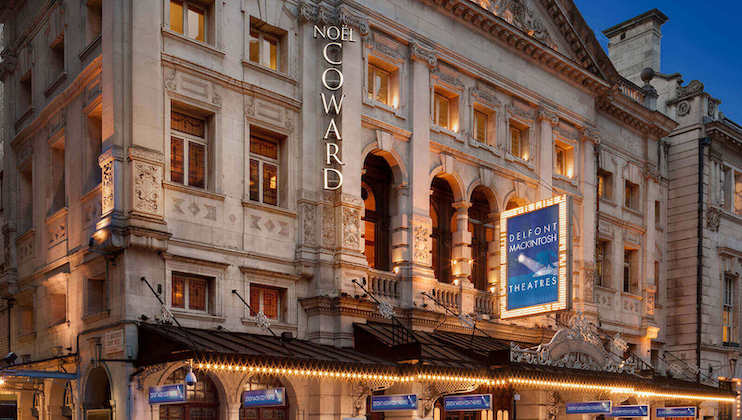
[499,195,570,319]
[193,363,734,402]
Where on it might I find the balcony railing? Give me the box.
[617,77,645,103]
[368,269,399,300]
[474,290,496,315]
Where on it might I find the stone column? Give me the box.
[537,108,558,200]
[579,129,599,316]
[452,201,473,314]
[407,43,437,305]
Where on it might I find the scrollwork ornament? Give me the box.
[377,301,395,319]
[677,100,690,116]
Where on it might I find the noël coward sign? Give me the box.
[499,195,571,319]
[314,24,355,190]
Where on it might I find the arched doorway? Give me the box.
[362,154,392,271]
[468,187,493,291]
[84,367,111,420]
[159,367,219,420]
[431,176,455,284]
[239,376,288,420]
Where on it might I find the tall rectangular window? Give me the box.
[596,240,610,288]
[723,273,738,345]
[86,277,106,316]
[249,17,286,72]
[171,273,213,313]
[509,121,529,160]
[48,35,65,87]
[18,306,34,336]
[249,284,285,320]
[249,128,281,206]
[623,249,638,294]
[654,261,660,302]
[624,180,639,210]
[19,71,32,113]
[598,170,613,200]
[49,144,66,214]
[654,200,661,226]
[735,171,742,215]
[170,1,207,42]
[434,93,450,129]
[86,107,103,190]
[473,109,488,144]
[367,64,390,105]
[170,110,207,189]
[19,165,33,233]
[554,142,574,178]
[49,293,66,326]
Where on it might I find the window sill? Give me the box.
[622,206,642,217]
[79,35,102,62]
[621,291,643,300]
[44,72,68,98]
[431,124,464,143]
[595,285,617,293]
[164,181,226,201]
[15,106,35,130]
[48,320,69,332]
[46,206,68,224]
[241,317,296,331]
[468,138,500,155]
[241,60,296,85]
[504,152,535,170]
[82,310,110,323]
[170,309,226,323]
[241,200,296,218]
[599,198,617,207]
[553,173,577,186]
[162,28,225,58]
[722,342,740,348]
[362,97,405,119]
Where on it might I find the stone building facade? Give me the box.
[0,1,731,420]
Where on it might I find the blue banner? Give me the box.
[505,204,560,311]
[149,384,186,404]
[565,401,611,414]
[656,407,696,417]
[242,388,286,408]
[370,395,418,411]
[443,394,492,411]
[610,405,648,417]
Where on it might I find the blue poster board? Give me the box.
[242,388,286,408]
[610,405,648,417]
[443,394,492,411]
[500,195,570,318]
[565,401,611,414]
[149,384,186,404]
[370,395,418,411]
[656,407,696,417]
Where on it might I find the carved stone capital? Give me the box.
[580,126,600,144]
[409,41,437,68]
[537,107,559,126]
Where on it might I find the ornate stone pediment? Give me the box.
[510,313,639,374]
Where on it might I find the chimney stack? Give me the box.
[603,9,668,86]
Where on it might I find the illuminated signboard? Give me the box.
[499,195,570,318]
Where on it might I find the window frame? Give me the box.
[624,180,640,210]
[622,248,639,295]
[553,140,575,179]
[722,272,739,346]
[248,130,281,207]
[596,240,610,288]
[248,283,285,321]
[508,120,530,161]
[169,109,208,189]
[431,81,461,135]
[598,169,613,201]
[367,63,392,106]
[171,272,212,314]
[247,17,287,73]
[169,0,208,43]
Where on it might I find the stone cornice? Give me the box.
[706,119,742,151]
[597,87,678,139]
[422,0,611,95]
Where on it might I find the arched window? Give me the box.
[431,177,455,284]
[239,376,288,420]
[159,367,219,420]
[362,154,392,271]
[468,187,492,291]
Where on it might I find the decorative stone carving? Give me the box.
[537,107,559,126]
[337,4,369,38]
[322,205,335,248]
[342,207,361,250]
[706,206,721,232]
[409,42,437,68]
[211,90,222,107]
[133,162,163,216]
[298,1,369,37]
[471,0,557,50]
[301,204,317,246]
[47,218,67,247]
[470,86,500,108]
[101,161,114,215]
[164,68,176,91]
[676,80,704,99]
[245,95,255,116]
[677,100,690,116]
[413,223,432,265]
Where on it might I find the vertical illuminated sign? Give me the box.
[314,25,355,190]
[499,195,571,318]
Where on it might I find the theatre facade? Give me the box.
[0,0,736,420]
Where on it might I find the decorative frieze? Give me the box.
[412,220,432,266]
[342,207,361,250]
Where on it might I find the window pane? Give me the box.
[556,148,565,175]
[249,159,260,202]
[735,172,742,214]
[171,111,205,137]
[263,163,278,206]
[268,38,278,70]
[249,286,260,317]
[188,277,207,311]
[262,288,279,319]
[187,7,205,42]
[172,276,185,308]
[249,39,260,63]
[474,110,487,142]
[435,94,449,128]
[364,220,375,267]
[374,67,390,105]
[250,136,278,159]
[510,127,521,157]
[367,66,375,99]
[171,137,184,184]
[188,142,206,188]
[169,1,183,34]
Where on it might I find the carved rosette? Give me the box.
[342,207,361,250]
[412,220,432,266]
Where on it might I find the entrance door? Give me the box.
[444,410,480,420]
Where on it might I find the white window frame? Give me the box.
[723,273,738,344]
[249,133,280,207]
[433,91,451,130]
[169,0,209,43]
[249,28,280,71]
[170,111,208,189]
[170,272,211,314]
[367,63,392,106]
